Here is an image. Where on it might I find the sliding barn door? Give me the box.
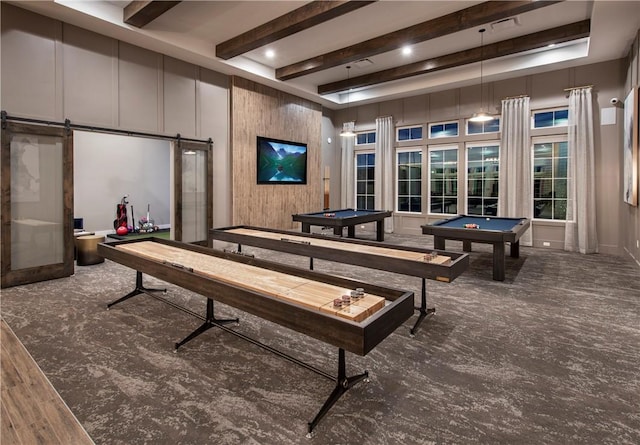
[173,140,212,244]
[1,122,74,288]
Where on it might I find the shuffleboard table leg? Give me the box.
[106,271,166,310]
[306,348,368,438]
[410,278,435,337]
[174,298,239,351]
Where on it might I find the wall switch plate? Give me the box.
[543,242,551,247]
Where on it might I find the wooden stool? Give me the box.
[75,235,105,266]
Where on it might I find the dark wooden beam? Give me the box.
[318,20,590,95]
[277,0,563,81]
[216,1,377,60]
[124,1,181,28]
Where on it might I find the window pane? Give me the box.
[356,154,367,166]
[357,196,366,209]
[444,179,457,195]
[444,150,457,163]
[534,179,552,198]
[367,133,376,144]
[534,143,553,158]
[409,166,421,179]
[554,110,568,126]
[534,112,553,128]
[485,119,500,133]
[410,181,421,195]
[485,179,499,197]
[357,133,367,145]
[367,153,375,164]
[398,197,409,212]
[357,167,367,180]
[444,123,458,136]
[431,198,443,213]
[410,197,422,212]
[467,120,483,134]
[534,159,552,178]
[554,200,567,219]
[555,158,567,177]
[468,198,483,214]
[430,180,442,196]
[484,199,498,215]
[534,200,552,218]
[410,127,423,139]
[554,179,567,198]
[556,141,568,158]
[430,124,444,138]
[398,181,408,195]
[398,165,409,180]
[398,152,409,164]
[398,128,410,140]
[468,147,483,161]
[410,151,422,164]
[357,181,366,194]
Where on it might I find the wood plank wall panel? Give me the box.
[231,76,322,229]
[163,57,197,137]
[0,5,60,120]
[199,69,231,228]
[63,25,117,127]
[118,42,162,133]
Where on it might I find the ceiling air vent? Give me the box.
[490,17,519,32]
[353,58,374,69]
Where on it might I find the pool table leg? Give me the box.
[493,242,506,281]
[433,237,446,250]
[510,240,520,258]
[346,225,355,238]
[462,240,472,252]
[375,220,384,242]
[302,223,311,233]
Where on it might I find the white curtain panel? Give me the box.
[565,87,598,254]
[374,116,394,233]
[340,122,355,209]
[499,96,532,246]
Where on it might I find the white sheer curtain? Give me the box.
[374,116,394,233]
[499,96,532,246]
[565,87,598,253]
[340,121,355,209]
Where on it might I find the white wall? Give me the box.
[73,131,170,233]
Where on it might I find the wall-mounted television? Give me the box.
[256,136,308,184]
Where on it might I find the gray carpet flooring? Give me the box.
[1,231,639,445]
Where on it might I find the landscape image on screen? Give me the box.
[257,137,307,184]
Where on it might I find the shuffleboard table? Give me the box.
[209,225,469,335]
[421,215,531,281]
[292,209,392,241]
[98,238,413,436]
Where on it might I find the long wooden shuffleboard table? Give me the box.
[98,238,414,436]
[209,225,470,335]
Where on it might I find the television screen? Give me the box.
[257,136,308,184]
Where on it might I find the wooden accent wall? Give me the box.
[231,76,322,229]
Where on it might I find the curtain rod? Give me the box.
[563,85,593,91]
[503,95,529,100]
[1,111,212,144]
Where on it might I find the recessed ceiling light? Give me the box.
[265,49,275,58]
[402,46,412,56]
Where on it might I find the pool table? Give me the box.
[421,215,530,281]
[292,209,393,241]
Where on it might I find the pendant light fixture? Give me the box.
[340,65,356,137]
[470,28,493,123]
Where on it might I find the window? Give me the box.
[533,139,568,220]
[466,118,500,135]
[397,125,423,142]
[397,150,422,213]
[429,121,459,139]
[532,109,568,128]
[356,131,376,145]
[466,144,499,216]
[429,146,458,214]
[356,152,375,209]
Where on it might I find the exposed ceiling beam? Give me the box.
[123,1,181,28]
[216,1,377,60]
[318,20,590,95]
[277,0,563,81]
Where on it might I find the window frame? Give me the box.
[428,121,459,139]
[355,130,376,146]
[396,125,424,143]
[464,141,500,217]
[465,117,501,135]
[531,135,569,221]
[531,107,569,129]
[396,147,423,214]
[428,144,459,216]
[354,150,376,210]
